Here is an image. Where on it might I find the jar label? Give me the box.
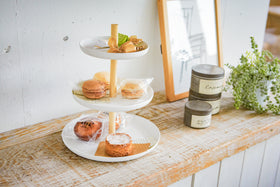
[207,100,221,114]
[191,115,211,128]
[199,79,224,95]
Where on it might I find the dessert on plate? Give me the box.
[107,33,146,53]
[119,41,136,53]
[105,133,133,157]
[93,71,110,90]
[74,119,102,141]
[121,82,145,99]
[82,80,106,99]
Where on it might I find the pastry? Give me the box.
[105,133,133,157]
[93,72,110,90]
[119,41,136,53]
[74,120,102,141]
[129,35,143,45]
[121,82,144,99]
[107,33,145,53]
[82,80,106,99]
[107,37,120,53]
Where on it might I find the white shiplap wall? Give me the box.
[0,0,164,132]
[0,0,269,133]
[170,134,280,187]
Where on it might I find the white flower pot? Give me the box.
[255,80,274,107]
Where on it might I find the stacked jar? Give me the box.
[189,64,225,114]
[184,64,224,129]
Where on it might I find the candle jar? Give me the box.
[184,100,212,129]
[189,90,221,115]
[190,64,225,95]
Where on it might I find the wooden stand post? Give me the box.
[109,24,118,134]
[110,60,117,97]
[109,112,116,134]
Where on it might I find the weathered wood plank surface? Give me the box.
[0,92,166,150]
[0,93,280,186]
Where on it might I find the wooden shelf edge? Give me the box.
[125,120,280,186]
[0,91,166,150]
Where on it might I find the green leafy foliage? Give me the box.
[118,33,129,46]
[226,37,280,114]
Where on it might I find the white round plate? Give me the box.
[73,86,154,112]
[80,36,149,60]
[61,114,160,162]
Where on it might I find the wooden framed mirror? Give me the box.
[157,0,223,101]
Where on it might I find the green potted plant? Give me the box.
[226,36,280,114]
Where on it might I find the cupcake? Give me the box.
[105,133,133,157]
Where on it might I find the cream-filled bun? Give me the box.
[93,72,110,90]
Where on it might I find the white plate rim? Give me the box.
[72,86,154,112]
[79,36,149,60]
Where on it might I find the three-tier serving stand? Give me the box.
[61,24,160,162]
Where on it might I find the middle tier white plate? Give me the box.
[73,86,154,112]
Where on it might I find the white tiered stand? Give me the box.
[62,24,160,162]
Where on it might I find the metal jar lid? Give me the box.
[189,89,222,100]
[185,100,212,116]
[192,64,225,78]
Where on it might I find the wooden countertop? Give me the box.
[1,92,280,186]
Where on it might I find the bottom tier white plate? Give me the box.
[61,113,160,162]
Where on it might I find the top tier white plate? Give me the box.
[73,86,154,112]
[80,36,149,60]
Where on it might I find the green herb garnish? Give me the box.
[118,33,129,47]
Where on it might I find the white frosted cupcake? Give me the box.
[105,133,132,157]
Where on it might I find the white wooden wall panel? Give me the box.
[218,151,244,187]
[169,175,192,187]
[0,0,25,132]
[239,141,266,187]
[193,162,220,187]
[275,158,280,187]
[222,0,270,67]
[0,0,163,131]
[258,135,280,187]
[169,134,280,187]
[15,0,87,126]
[0,0,271,133]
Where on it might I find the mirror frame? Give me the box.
[157,0,223,102]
